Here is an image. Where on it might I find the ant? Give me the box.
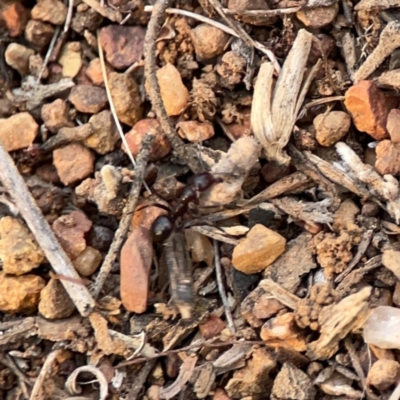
[148,171,223,319]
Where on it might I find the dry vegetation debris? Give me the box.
[3,0,400,399]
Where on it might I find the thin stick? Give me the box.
[97,30,151,195]
[144,5,281,74]
[1,355,31,399]
[29,349,62,400]
[0,143,95,317]
[213,239,236,335]
[35,25,61,86]
[90,132,155,298]
[144,0,204,173]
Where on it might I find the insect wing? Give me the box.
[163,231,194,319]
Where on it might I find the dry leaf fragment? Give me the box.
[159,355,198,399]
[120,226,153,314]
[251,29,316,166]
[306,286,372,360]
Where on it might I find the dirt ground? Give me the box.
[2,0,400,399]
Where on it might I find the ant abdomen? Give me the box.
[151,215,174,243]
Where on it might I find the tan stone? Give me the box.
[0,272,45,313]
[191,23,230,61]
[0,217,45,275]
[108,72,142,126]
[296,3,339,28]
[375,140,400,175]
[152,63,189,116]
[345,81,390,140]
[232,224,286,274]
[367,360,400,392]
[41,99,73,133]
[38,278,75,319]
[387,109,400,143]
[86,58,112,86]
[53,143,95,185]
[0,112,38,151]
[260,312,307,352]
[73,246,102,276]
[226,348,276,398]
[85,110,120,154]
[382,250,400,280]
[1,2,28,37]
[177,121,214,142]
[24,20,55,51]
[31,0,67,25]
[52,211,92,259]
[58,42,82,78]
[5,42,34,75]
[314,111,351,146]
[122,118,171,161]
[199,315,226,339]
[69,85,107,114]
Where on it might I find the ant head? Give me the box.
[151,215,174,243]
[190,172,223,192]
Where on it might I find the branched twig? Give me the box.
[213,239,236,335]
[1,355,32,399]
[144,0,204,173]
[0,142,95,317]
[90,132,156,298]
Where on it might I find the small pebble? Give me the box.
[122,118,171,161]
[260,312,307,352]
[261,160,291,184]
[69,85,108,114]
[99,25,146,69]
[86,58,111,86]
[41,99,73,133]
[108,72,142,126]
[345,80,390,140]
[232,224,286,274]
[0,217,45,276]
[31,0,67,25]
[225,108,252,140]
[52,211,92,259]
[58,42,82,78]
[386,108,400,143]
[314,111,351,147]
[382,249,400,280]
[5,42,34,76]
[190,23,230,61]
[367,359,400,392]
[296,3,339,28]
[85,110,120,154]
[363,306,400,349]
[87,225,114,252]
[0,2,28,37]
[177,121,214,142]
[0,272,45,314]
[375,140,400,175]
[199,315,226,339]
[24,20,55,51]
[0,112,38,151]
[150,63,189,117]
[53,143,95,185]
[38,278,76,319]
[73,246,102,276]
[29,53,48,78]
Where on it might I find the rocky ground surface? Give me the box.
[2,0,400,399]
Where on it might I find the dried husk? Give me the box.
[251,29,318,166]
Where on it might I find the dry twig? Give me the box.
[213,239,235,335]
[90,132,155,298]
[0,142,95,317]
